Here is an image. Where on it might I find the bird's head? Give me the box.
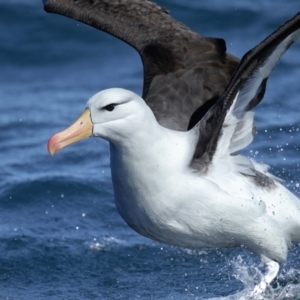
[47,88,149,155]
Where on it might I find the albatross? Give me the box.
[44,0,300,296]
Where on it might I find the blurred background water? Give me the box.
[1,0,300,299]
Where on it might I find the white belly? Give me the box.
[109,144,299,262]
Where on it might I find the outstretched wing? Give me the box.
[191,11,300,175]
[43,0,239,130]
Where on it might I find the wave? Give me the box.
[0,176,104,208]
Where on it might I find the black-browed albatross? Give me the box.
[44,0,300,296]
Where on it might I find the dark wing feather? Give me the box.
[192,11,300,171]
[43,0,239,130]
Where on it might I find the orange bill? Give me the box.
[47,109,93,156]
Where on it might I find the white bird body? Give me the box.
[106,95,299,263]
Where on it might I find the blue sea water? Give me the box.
[1,0,300,299]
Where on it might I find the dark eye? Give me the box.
[103,104,116,112]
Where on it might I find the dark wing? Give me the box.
[191,11,300,173]
[43,0,239,130]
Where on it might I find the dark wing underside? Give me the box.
[43,0,239,130]
[192,11,300,172]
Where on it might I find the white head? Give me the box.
[47,88,155,155]
[88,88,152,140]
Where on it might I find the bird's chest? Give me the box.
[109,148,181,240]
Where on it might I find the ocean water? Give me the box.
[1,0,300,299]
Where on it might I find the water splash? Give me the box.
[211,255,300,299]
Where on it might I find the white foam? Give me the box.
[210,255,300,299]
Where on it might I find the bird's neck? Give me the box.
[109,121,195,174]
